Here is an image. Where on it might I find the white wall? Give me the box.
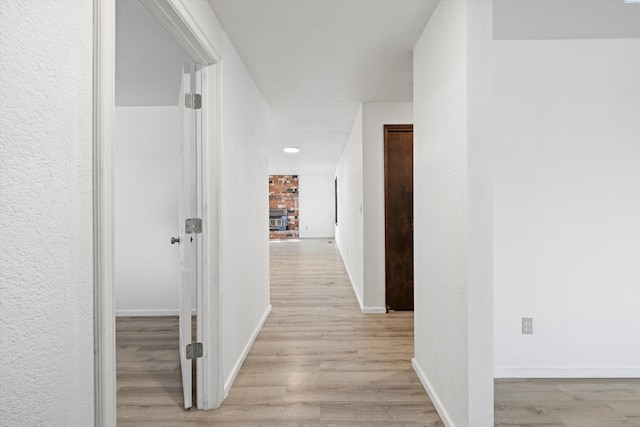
[115,0,191,106]
[299,175,335,238]
[115,106,187,315]
[362,102,413,311]
[412,1,493,426]
[218,30,272,394]
[494,39,640,378]
[0,1,94,425]
[335,103,413,313]
[335,106,365,308]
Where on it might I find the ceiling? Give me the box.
[117,0,640,173]
[208,0,438,175]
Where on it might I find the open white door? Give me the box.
[174,63,198,410]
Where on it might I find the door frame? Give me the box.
[383,124,414,311]
[93,0,222,424]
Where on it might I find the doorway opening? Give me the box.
[110,0,223,417]
[114,0,199,411]
[269,175,300,240]
[96,0,243,421]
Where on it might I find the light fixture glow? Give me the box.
[283,146,300,153]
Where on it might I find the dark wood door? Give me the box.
[384,125,414,310]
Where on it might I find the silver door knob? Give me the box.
[171,237,180,245]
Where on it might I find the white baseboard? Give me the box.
[494,367,640,378]
[224,304,272,398]
[336,244,385,315]
[412,358,455,427]
[298,236,335,240]
[362,307,386,314]
[115,308,196,317]
[337,245,365,311]
[350,280,364,311]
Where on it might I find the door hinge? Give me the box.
[185,218,202,234]
[186,342,203,359]
[185,93,202,109]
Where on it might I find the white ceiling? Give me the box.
[208,0,438,175]
[118,0,640,173]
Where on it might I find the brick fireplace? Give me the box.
[269,175,299,240]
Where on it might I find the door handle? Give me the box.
[171,236,180,245]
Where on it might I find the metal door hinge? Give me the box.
[186,342,203,359]
[185,93,202,109]
[185,218,202,234]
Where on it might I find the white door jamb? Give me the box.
[93,1,116,425]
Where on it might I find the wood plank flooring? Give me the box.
[117,239,443,426]
[495,378,640,426]
[117,239,640,426]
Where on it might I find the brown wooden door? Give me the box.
[384,125,414,310]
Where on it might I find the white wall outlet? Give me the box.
[522,317,533,335]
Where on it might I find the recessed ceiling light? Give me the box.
[283,146,300,153]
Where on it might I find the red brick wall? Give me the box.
[269,175,299,240]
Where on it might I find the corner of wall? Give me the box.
[412,359,455,427]
[412,0,493,425]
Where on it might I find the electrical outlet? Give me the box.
[522,317,533,335]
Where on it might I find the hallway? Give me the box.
[117,239,443,425]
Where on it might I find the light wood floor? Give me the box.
[495,378,640,426]
[117,239,640,426]
[117,239,443,426]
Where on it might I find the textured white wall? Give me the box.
[0,1,94,425]
[494,39,640,377]
[115,106,186,315]
[413,1,493,425]
[299,175,336,238]
[362,102,413,311]
[335,106,365,308]
[218,30,272,389]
